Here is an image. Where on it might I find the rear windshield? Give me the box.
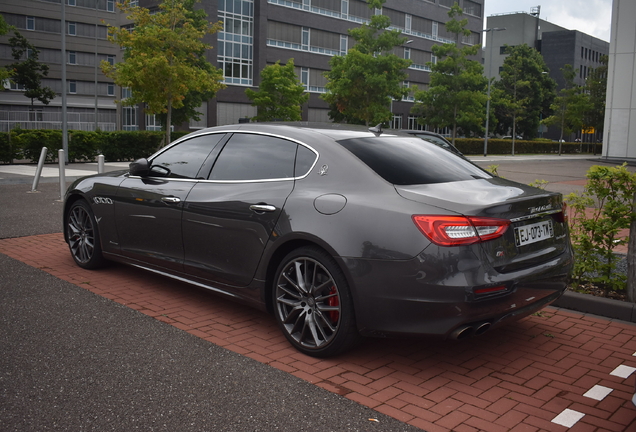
[337,136,492,185]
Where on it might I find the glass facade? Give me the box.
[218,0,254,85]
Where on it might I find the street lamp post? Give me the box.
[482,27,505,157]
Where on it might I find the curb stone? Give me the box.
[553,290,636,322]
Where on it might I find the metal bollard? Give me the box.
[30,146,48,193]
[98,154,104,173]
[59,149,66,201]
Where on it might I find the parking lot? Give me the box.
[2,155,636,431]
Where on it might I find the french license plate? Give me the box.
[514,219,554,247]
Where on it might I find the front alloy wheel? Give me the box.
[66,200,106,269]
[274,247,358,357]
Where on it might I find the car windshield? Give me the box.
[337,136,491,185]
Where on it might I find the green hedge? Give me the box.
[0,131,603,163]
[453,138,603,155]
[0,129,191,163]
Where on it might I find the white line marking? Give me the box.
[552,409,585,428]
[610,365,636,379]
[583,385,613,401]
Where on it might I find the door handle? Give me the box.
[161,197,181,203]
[249,204,276,213]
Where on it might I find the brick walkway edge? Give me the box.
[2,233,636,432]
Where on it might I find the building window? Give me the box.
[107,83,115,96]
[107,0,115,12]
[432,22,438,38]
[107,55,115,66]
[69,81,77,94]
[69,51,76,64]
[129,0,138,6]
[405,14,411,32]
[302,0,310,10]
[301,67,309,90]
[27,16,35,31]
[146,114,161,131]
[341,0,348,17]
[302,27,310,51]
[218,0,254,85]
[340,35,348,55]
[404,47,411,60]
[122,87,138,130]
[68,0,76,6]
[68,22,76,36]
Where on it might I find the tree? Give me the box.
[493,44,555,150]
[5,32,56,109]
[410,3,487,143]
[102,0,225,146]
[583,55,608,143]
[245,59,309,122]
[322,0,411,126]
[0,15,12,84]
[543,64,587,154]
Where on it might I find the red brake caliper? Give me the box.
[327,286,339,323]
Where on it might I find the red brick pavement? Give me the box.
[2,233,636,432]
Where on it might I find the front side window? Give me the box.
[151,134,225,179]
[209,133,299,181]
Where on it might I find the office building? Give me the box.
[1,0,484,132]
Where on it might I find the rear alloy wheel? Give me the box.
[273,247,359,357]
[66,200,106,269]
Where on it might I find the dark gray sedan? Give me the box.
[64,123,573,357]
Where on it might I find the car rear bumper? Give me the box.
[340,248,573,339]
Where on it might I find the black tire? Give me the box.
[273,246,360,357]
[66,199,107,270]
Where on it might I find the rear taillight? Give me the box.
[412,215,510,247]
[552,202,568,223]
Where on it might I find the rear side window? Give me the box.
[338,137,491,185]
[210,133,298,181]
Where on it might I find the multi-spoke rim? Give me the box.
[67,204,96,264]
[275,257,341,350]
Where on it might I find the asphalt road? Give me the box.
[0,154,633,431]
[0,176,420,430]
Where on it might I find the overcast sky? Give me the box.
[483,0,613,42]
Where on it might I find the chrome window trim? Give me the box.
[140,130,320,183]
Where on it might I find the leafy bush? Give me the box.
[0,130,192,163]
[566,163,636,293]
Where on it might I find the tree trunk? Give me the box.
[627,193,636,302]
[165,97,172,149]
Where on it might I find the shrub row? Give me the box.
[0,129,190,163]
[453,138,602,155]
[0,131,603,164]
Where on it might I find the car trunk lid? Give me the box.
[396,177,570,272]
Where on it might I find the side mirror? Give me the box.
[129,158,150,177]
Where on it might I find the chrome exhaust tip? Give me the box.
[474,322,491,336]
[450,325,474,340]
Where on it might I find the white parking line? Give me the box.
[552,409,585,428]
[610,365,636,379]
[583,385,613,401]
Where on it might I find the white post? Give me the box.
[59,149,66,201]
[30,146,48,193]
[98,154,105,173]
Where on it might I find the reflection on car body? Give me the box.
[63,123,573,357]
